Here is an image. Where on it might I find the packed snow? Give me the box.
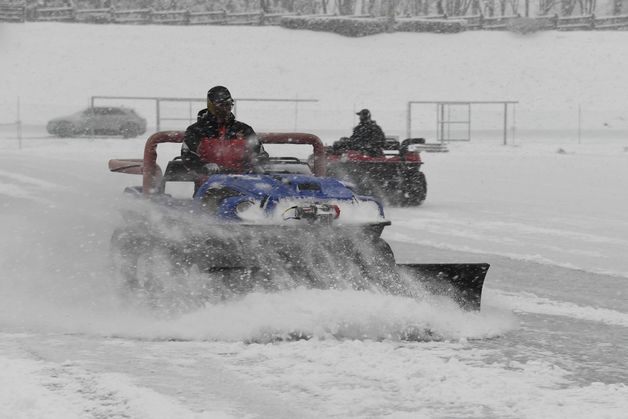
[1,22,628,418]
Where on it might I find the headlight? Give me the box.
[235,200,255,214]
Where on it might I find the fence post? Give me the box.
[17,97,22,150]
[578,104,582,144]
[503,102,508,145]
[406,101,411,139]
[293,95,298,130]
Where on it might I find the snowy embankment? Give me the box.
[2,22,628,136]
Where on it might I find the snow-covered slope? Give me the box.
[2,23,628,136]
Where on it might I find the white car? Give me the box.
[47,106,147,138]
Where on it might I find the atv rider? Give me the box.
[333,109,386,157]
[182,86,268,177]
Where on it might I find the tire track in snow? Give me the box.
[485,289,628,328]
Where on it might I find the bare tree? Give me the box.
[447,0,473,15]
[561,0,577,15]
[320,0,329,13]
[337,0,353,14]
[613,0,620,14]
[436,0,444,14]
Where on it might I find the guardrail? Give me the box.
[465,14,524,29]
[5,5,289,26]
[113,8,151,24]
[594,14,628,29]
[34,5,74,21]
[2,4,628,32]
[0,2,25,22]
[557,14,595,30]
[74,7,111,23]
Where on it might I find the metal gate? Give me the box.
[407,100,518,145]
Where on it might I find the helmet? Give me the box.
[207,86,233,106]
[356,108,371,121]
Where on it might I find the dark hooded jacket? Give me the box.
[349,120,386,156]
[182,109,267,172]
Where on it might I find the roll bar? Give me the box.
[109,131,327,196]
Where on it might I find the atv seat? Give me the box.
[162,158,198,182]
[383,137,400,151]
[400,138,426,156]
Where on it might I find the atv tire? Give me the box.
[402,170,427,206]
[110,228,206,315]
[110,227,145,292]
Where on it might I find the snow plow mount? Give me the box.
[283,203,341,224]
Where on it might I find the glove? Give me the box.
[202,163,221,174]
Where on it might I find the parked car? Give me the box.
[47,106,147,138]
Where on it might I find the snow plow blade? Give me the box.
[398,263,489,311]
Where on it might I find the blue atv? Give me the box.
[109,132,488,312]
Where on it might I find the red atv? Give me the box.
[324,137,428,206]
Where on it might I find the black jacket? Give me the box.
[349,120,386,155]
[182,109,266,171]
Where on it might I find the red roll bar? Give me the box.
[142,131,185,195]
[110,131,327,197]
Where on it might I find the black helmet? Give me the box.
[356,108,371,119]
[207,85,233,105]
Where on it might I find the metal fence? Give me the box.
[407,101,519,145]
[0,3,290,25]
[90,96,319,132]
[4,95,627,147]
[2,3,628,31]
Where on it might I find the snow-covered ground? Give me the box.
[1,23,628,418]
